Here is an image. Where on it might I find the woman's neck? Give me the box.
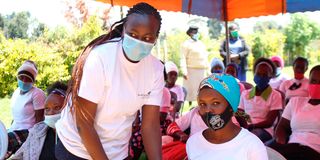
[255,85,269,96]
[165,83,175,88]
[203,122,241,144]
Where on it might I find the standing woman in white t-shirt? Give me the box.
[55,3,164,160]
[6,60,46,158]
[186,74,267,160]
[268,65,320,160]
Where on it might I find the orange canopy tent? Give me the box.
[97,0,320,62]
[98,0,320,21]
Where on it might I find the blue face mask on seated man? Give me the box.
[122,33,155,62]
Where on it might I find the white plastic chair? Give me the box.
[0,120,8,160]
[266,146,287,160]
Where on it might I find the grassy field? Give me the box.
[0,65,315,129]
[0,97,12,129]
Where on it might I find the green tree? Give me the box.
[4,12,31,39]
[284,14,320,64]
[31,22,47,39]
[252,29,286,61]
[253,20,282,32]
[0,14,4,30]
[207,18,222,39]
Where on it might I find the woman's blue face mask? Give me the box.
[254,75,270,90]
[18,79,33,92]
[122,33,155,62]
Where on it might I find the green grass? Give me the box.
[0,97,12,129]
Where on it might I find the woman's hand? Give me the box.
[177,131,189,143]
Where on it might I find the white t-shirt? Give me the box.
[282,97,320,153]
[269,74,289,90]
[168,85,185,102]
[175,107,207,136]
[175,107,239,136]
[56,39,164,160]
[279,78,309,100]
[10,87,46,131]
[239,88,283,135]
[186,128,268,160]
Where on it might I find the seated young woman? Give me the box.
[186,73,267,160]
[12,81,67,160]
[268,65,320,160]
[238,58,283,142]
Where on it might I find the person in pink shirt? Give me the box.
[165,61,185,119]
[279,57,309,104]
[225,62,245,93]
[269,56,289,90]
[268,65,320,160]
[239,58,283,142]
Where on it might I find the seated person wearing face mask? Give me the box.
[6,60,46,158]
[11,81,67,160]
[238,58,283,143]
[225,63,245,93]
[210,58,225,74]
[268,65,320,160]
[279,57,309,104]
[269,56,289,90]
[186,74,267,160]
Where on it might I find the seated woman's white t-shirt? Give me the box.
[186,128,268,160]
[10,87,46,131]
[56,38,164,160]
[282,97,320,153]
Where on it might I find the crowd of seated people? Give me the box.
[0,45,319,160]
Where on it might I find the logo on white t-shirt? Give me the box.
[137,91,151,99]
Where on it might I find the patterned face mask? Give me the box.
[201,106,233,131]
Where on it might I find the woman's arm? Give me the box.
[35,109,44,123]
[141,105,161,160]
[76,97,108,160]
[274,117,291,144]
[248,110,280,129]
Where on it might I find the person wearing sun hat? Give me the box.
[5,60,46,159]
[186,73,267,160]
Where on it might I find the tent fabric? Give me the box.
[98,0,320,20]
[287,0,320,13]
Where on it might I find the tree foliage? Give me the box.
[3,12,31,39]
[207,18,222,39]
[284,14,320,64]
[253,20,282,32]
[251,29,286,61]
[0,16,103,97]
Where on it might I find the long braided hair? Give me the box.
[65,3,162,117]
